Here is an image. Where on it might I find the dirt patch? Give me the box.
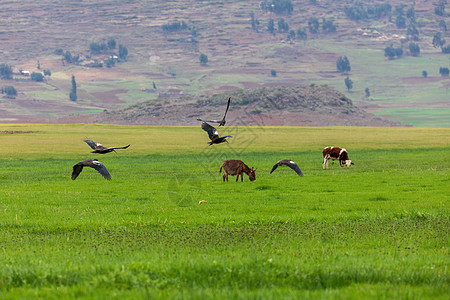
[90,89,128,104]
[0,130,37,134]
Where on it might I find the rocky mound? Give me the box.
[87,85,401,127]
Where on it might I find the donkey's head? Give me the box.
[248,167,257,182]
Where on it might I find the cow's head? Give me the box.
[248,167,257,182]
[345,160,354,167]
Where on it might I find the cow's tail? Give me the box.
[219,166,223,173]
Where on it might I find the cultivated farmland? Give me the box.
[0,124,448,299]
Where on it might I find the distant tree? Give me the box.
[106,58,115,68]
[288,30,296,40]
[69,75,77,102]
[395,15,406,29]
[153,82,157,90]
[394,4,405,16]
[422,70,428,78]
[296,28,307,40]
[90,42,108,54]
[370,3,392,18]
[268,19,275,34]
[260,0,294,15]
[250,12,260,32]
[2,86,17,98]
[433,32,446,49]
[308,17,319,34]
[191,26,198,38]
[406,7,416,23]
[344,5,368,21]
[435,0,446,16]
[365,87,370,98]
[271,69,277,77]
[54,49,64,55]
[440,67,450,76]
[442,45,450,53]
[199,53,208,65]
[384,44,403,59]
[439,20,447,32]
[43,69,51,76]
[37,60,40,70]
[30,72,44,82]
[108,38,116,50]
[407,23,419,41]
[0,63,13,79]
[277,18,289,32]
[322,18,337,33]
[344,76,353,91]
[336,56,351,73]
[118,44,128,61]
[64,51,73,63]
[162,21,188,33]
[409,43,420,56]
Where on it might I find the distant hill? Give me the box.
[87,85,401,126]
[0,0,448,126]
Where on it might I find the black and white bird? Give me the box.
[84,139,130,154]
[270,159,304,177]
[197,97,231,127]
[201,122,232,145]
[72,159,111,180]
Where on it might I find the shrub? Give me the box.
[0,63,13,79]
[439,67,449,76]
[2,86,17,98]
[30,72,44,82]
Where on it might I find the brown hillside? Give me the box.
[0,0,448,126]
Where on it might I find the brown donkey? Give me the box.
[220,160,256,182]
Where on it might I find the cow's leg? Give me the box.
[323,156,329,169]
[241,172,244,182]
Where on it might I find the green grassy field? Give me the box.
[0,124,448,299]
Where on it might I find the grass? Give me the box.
[0,124,449,299]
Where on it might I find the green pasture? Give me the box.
[0,124,448,299]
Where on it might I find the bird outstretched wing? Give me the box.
[84,139,102,150]
[197,97,231,126]
[201,122,219,141]
[89,160,111,180]
[107,144,130,151]
[71,164,84,180]
[72,159,111,180]
[270,159,304,177]
[219,97,231,126]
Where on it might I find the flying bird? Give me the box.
[270,159,304,177]
[197,97,231,126]
[84,139,130,154]
[72,159,111,180]
[201,122,232,145]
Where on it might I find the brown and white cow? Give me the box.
[220,159,256,182]
[322,147,354,169]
